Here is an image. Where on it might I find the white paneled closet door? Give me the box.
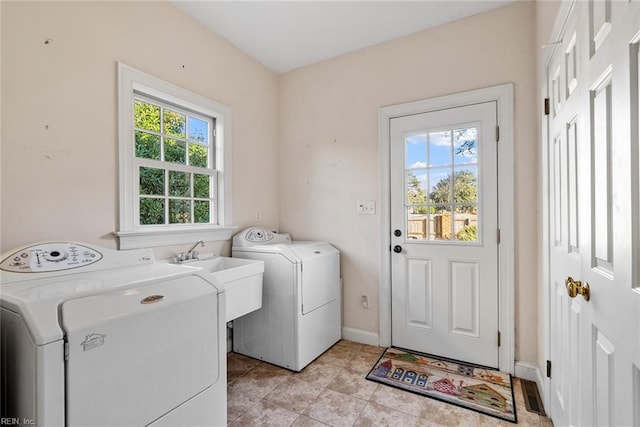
[546,1,640,426]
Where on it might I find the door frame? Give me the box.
[378,84,515,374]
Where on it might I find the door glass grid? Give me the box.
[405,126,479,242]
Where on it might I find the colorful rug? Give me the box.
[366,348,517,423]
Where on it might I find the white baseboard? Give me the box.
[514,361,539,381]
[342,327,380,347]
[514,361,546,402]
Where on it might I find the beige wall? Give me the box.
[279,1,539,364]
[2,0,542,365]
[0,1,280,257]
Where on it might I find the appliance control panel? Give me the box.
[246,228,275,242]
[234,227,292,246]
[0,242,103,273]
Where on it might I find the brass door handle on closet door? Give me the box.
[565,276,591,301]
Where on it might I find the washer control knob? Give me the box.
[44,250,68,262]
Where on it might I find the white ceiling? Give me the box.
[171,1,519,74]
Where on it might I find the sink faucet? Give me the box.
[176,240,205,263]
[186,240,205,260]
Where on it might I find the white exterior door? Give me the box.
[545,1,640,426]
[390,102,500,368]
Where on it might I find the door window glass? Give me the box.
[404,126,479,242]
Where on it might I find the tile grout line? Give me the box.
[228,343,552,426]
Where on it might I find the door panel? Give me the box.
[567,117,579,254]
[552,134,564,248]
[405,258,432,327]
[391,102,498,368]
[593,328,614,426]
[449,261,479,337]
[591,70,613,274]
[546,1,640,426]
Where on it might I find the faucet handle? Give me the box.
[189,251,199,260]
[177,253,186,262]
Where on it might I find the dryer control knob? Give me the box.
[44,250,68,262]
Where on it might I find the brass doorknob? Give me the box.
[565,277,590,301]
[565,276,578,298]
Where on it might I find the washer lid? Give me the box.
[62,275,219,426]
[233,241,338,264]
[288,242,339,260]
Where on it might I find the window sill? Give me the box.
[113,225,239,250]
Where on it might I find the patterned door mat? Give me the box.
[366,348,517,423]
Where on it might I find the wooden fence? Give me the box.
[407,213,477,240]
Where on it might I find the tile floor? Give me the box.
[227,340,554,427]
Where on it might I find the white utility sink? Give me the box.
[182,256,264,322]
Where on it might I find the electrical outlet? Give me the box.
[361,295,369,309]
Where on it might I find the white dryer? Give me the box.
[0,242,227,427]
[232,228,341,371]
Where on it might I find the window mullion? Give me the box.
[164,169,169,225]
[190,172,195,223]
[213,172,218,223]
[214,119,218,169]
[160,115,166,162]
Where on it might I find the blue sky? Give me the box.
[405,127,478,195]
[188,116,209,143]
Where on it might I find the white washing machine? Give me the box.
[0,242,227,427]
[232,228,341,371]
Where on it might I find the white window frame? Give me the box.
[115,63,236,249]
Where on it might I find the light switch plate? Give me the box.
[357,200,376,215]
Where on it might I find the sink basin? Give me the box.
[184,256,264,322]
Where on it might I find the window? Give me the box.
[115,64,235,249]
[404,126,479,242]
[134,95,215,225]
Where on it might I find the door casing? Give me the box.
[378,84,515,374]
